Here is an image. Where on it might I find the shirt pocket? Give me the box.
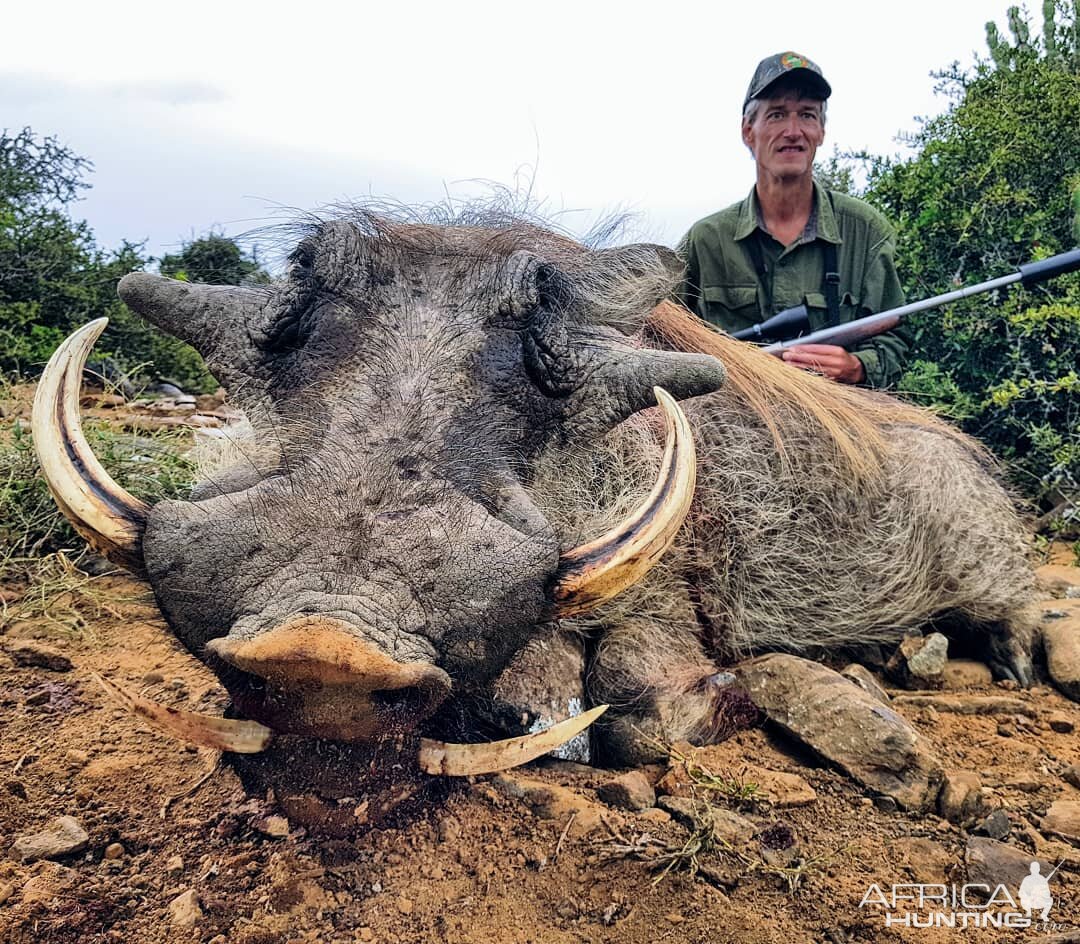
[803,291,861,331]
[701,284,759,329]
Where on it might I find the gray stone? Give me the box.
[886,633,949,689]
[12,816,89,863]
[656,796,755,846]
[840,664,890,704]
[1043,612,1080,701]
[597,771,656,812]
[965,837,1049,897]
[938,770,984,824]
[6,642,72,672]
[738,654,943,811]
[1041,799,1080,842]
[978,809,1011,841]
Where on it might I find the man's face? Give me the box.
[742,93,825,182]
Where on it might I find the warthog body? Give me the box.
[42,209,1036,765]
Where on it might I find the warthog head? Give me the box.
[34,213,727,769]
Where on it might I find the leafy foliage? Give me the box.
[856,2,1080,523]
[0,128,227,392]
[159,233,269,286]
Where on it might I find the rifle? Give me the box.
[728,248,1080,354]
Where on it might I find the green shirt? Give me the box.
[677,182,909,388]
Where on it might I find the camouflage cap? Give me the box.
[743,51,832,110]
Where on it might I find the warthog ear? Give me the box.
[588,243,685,327]
[496,250,573,321]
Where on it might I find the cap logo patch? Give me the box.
[781,52,809,70]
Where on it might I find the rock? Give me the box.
[997,722,1015,737]
[1036,563,1080,598]
[1041,799,1080,841]
[142,671,165,685]
[0,883,13,905]
[65,749,89,767]
[978,809,1011,841]
[21,863,77,905]
[938,770,983,824]
[397,896,414,915]
[888,837,952,883]
[489,773,604,835]
[1048,712,1075,733]
[358,928,374,942]
[165,854,184,873]
[656,796,755,846]
[1006,774,1043,793]
[891,694,1033,716]
[12,816,89,863]
[965,838,1049,896]
[872,795,898,813]
[253,815,290,838]
[597,771,656,812]
[637,807,671,826]
[1064,764,1080,789]
[1042,604,1080,700]
[103,842,124,860]
[885,633,949,689]
[738,654,943,811]
[169,888,202,927]
[491,631,589,762]
[840,664,890,703]
[941,659,993,690]
[709,808,757,846]
[6,641,73,672]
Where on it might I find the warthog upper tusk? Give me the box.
[417,704,608,776]
[32,319,149,573]
[92,673,274,754]
[550,386,697,616]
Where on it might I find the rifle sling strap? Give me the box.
[745,190,843,327]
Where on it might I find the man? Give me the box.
[678,52,909,387]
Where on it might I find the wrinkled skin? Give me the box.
[101,213,1036,765]
[118,218,726,743]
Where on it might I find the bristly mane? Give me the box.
[645,300,972,483]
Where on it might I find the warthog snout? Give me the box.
[206,616,452,740]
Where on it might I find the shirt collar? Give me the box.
[734,180,842,245]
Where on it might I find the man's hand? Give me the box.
[781,344,865,384]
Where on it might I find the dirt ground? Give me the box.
[1,396,1079,943]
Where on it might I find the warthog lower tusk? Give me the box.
[32,319,148,573]
[96,673,606,776]
[550,386,696,616]
[92,673,273,754]
[418,704,608,776]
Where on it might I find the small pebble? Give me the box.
[142,671,165,685]
[397,896,414,915]
[1048,713,1075,734]
[873,796,898,813]
[358,930,374,943]
[103,842,124,860]
[996,722,1015,738]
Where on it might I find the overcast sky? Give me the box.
[4,0,1008,266]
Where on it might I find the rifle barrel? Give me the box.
[762,270,1023,354]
